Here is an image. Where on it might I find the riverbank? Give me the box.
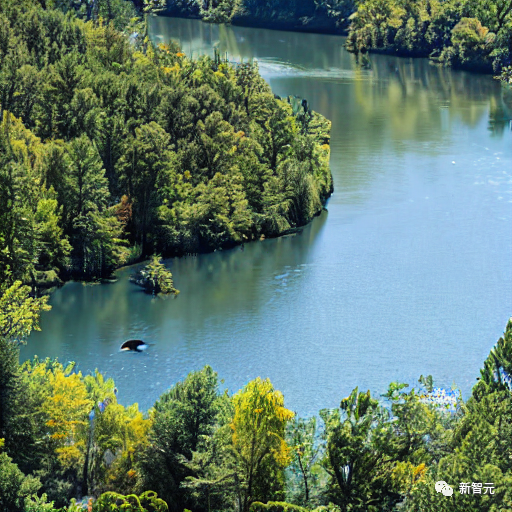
[345,0,511,76]
[161,0,512,76]
[160,10,345,36]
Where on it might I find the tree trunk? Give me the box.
[297,453,309,503]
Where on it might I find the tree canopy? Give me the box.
[0,0,332,286]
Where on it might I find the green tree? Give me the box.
[0,449,42,512]
[131,256,179,295]
[0,282,49,490]
[63,134,119,277]
[34,192,72,270]
[0,112,40,283]
[197,0,243,23]
[117,122,172,255]
[138,366,222,512]
[286,417,323,506]
[468,0,512,33]
[320,388,397,511]
[181,392,236,512]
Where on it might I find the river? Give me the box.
[23,18,512,416]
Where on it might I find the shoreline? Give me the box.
[35,206,331,294]
[159,11,346,36]
[157,13,498,76]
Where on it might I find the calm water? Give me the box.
[23,19,512,415]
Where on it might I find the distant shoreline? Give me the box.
[159,10,346,36]
[157,13,497,75]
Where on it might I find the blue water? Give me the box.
[24,19,512,416]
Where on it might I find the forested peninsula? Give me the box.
[0,0,332,289]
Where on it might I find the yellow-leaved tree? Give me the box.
[231,377,294,512]
[44,368,92,470]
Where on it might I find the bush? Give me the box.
[92,491,168,512]
[35,270,63,289]
[250,501,309,512]
[130,256,179,295]
[0,452,42,512]
[24,494,60,512]
[250,501,341,512]
[438,17,494,72]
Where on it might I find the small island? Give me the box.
[130,256,179,295]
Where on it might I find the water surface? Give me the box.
[23,19,512,415]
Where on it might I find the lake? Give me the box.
[23,17,512,416]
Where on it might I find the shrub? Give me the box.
[130,256,179,295]
[250,501,309,512]
[0,452,42,512]
[92,491,168,512]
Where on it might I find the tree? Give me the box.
[473,317,512,399]
[0,281,50,343]
[130,256,179,295]
[320,388,398,511]
[81,370,150,497]
[64,134,109,229]
[316,0,359,30]
[181,393,236,512]
[63,134,119,277]
[0,282,49,486]
[0,111,40,283]
[117,122,172,255]
[197,0,243,23]
[34,193,72,270]
[0,449,42,512]
[138,366,222,512]
[231,377,295,512]
[468,0,512,33]
[43,367,93,473]
[286,417,322,506]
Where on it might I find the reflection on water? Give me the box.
[24,18,512,415]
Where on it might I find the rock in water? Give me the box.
[121,339,148,352]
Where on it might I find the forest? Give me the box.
[1,278,512,511]
[161,0,355,32]
[0,0,332,287]
[345,0,512,73]
[2,1,512,512]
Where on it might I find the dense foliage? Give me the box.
[346,0,512,72]
[162,0,355,31]
[0,0,332,286]
[2,2,512,512]
[1,279,512,511]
